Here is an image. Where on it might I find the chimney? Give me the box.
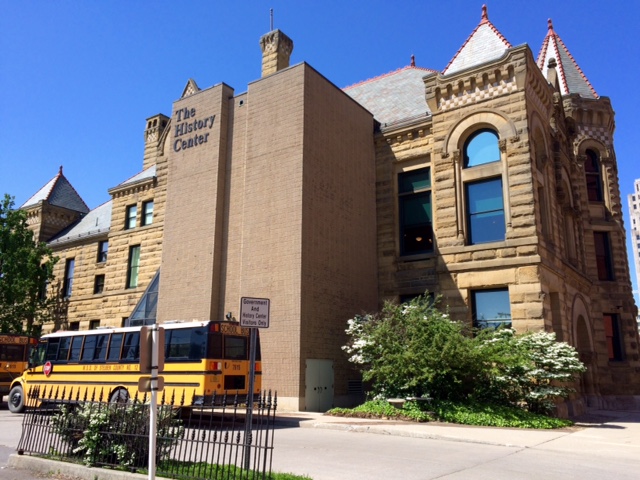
[259,29,293,77]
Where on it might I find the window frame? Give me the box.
[125,204,137,230]
[63,258,75,298]
[398,167,433,257]
[471,288,512,329]
[126,245,141,288]
[584,149,603,202]
[463,129,501,168]
[603,313,625,361]
[594,231,614,281]
[93,274,105,294]
[141,200,154,227]
[465,177,506,245]
[97,240,108,263]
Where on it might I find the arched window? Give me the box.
[462,129,505,245]
[584,149,603,202]
[464,130,500,168]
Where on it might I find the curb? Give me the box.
[8,454,147,480]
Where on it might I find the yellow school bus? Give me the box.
[7,320,261,413]
[0,334,37,400]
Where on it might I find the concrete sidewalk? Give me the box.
[276,408,636,448]
[4,409,640,479]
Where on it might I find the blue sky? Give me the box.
[2,0,639,299]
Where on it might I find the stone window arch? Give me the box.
[443,110,515,246]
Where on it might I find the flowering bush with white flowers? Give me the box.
[343,293,585,413]
[51,401,184,468]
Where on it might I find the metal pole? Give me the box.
[148,325,158,480]
[244,327,257,471]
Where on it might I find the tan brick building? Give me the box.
[22,7,640,412]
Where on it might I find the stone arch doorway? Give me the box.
[572,296,599,407]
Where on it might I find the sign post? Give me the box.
[239,297,270,471]
[139,325,165,480]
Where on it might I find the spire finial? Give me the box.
[59,165,63,175]
[547,18,554,33]
[270,8,273,31]
[481,4,488,22]
[410,54,415,67]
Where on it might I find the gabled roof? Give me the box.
[20,166,89,214]
[537,19,598,99]
[344,63,437,126]
[48,200,112,246]
[443,5,512,76]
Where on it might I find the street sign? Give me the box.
[139,326,165,374]
[138,376,165,393]
[240,297,270,328]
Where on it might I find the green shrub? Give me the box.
[51,401,184,468]
[329,400,433,422]
[343,293,586,413]
[433,401,573,429]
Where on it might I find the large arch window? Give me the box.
[584,149,603,202]
[464,130,500,168]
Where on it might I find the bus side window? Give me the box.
[69,336,83,362]
[81,336,97,362]
[189,328,207,360]
[57,337,71,362]
[94,334,109,361]
[122,332,140,361]
[107,333,124,362]
[45,339,60,361]
[166,329,190,360]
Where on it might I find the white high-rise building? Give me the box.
[628,178,640,316]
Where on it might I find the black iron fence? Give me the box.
[17,385,277,480]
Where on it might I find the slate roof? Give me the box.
[344,65,437,126]
[443,5,512,76]
[48,200,112,246]
[114,165,156,188]
[537,19,598,99]
[21,167,89,214]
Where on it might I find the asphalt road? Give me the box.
[1,403,640,479]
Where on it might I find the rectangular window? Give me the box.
[594,232,614,281]
[125,205,137,230]
[142,200,154,226]
[127,245,141,288]
[69,336,83,361]
[398,168,433,256]
[471,288,511,329]
[89,319,100,329]
[93,334,109,361]
[121,332,140,361]
[466,178,505,245]
[97,240,108,262]
[94,274,105,294]
[63,258,75,298]
[604,314,624,361]
[69,321,80,331]
[107,333,124,362]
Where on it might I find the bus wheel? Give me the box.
[109,389,129,404]
[8,385,25,414]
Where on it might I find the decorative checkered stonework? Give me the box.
[438,79,517,111]
[574,124,610,148]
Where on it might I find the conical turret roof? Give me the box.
[443,5,512,75]
[21,166,89,214]
[537,19,597,98]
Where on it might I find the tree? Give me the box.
[0,194,58,335]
